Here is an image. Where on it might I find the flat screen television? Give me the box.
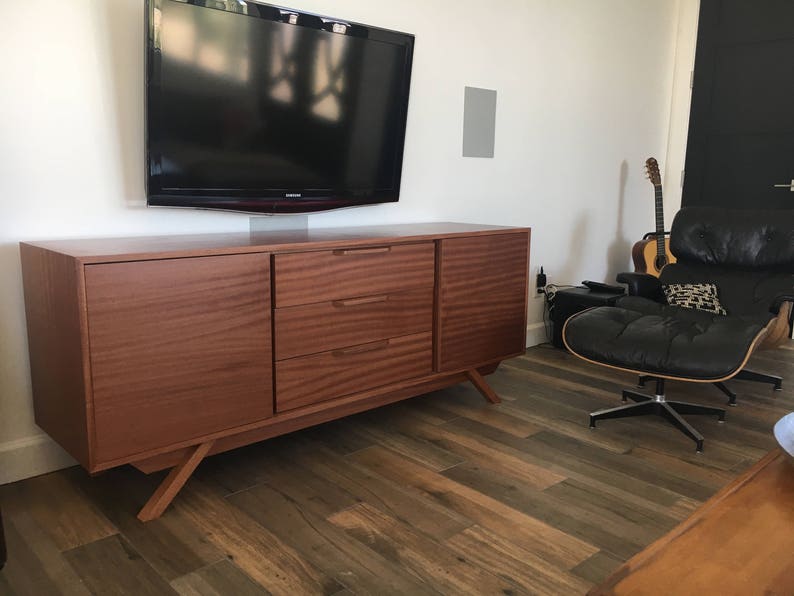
[146,0,415,213]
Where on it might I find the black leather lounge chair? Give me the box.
[563,207,794,452]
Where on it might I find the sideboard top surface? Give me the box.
[21,222,530,263]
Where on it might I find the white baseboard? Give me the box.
[526,322,548,347]
[0,433,76,485]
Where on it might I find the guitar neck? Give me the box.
[654,184,665,256]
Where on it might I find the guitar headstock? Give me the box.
[645,157,662,187]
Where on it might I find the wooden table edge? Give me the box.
[588,448,784,595]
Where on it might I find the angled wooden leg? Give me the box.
[137,440,214,522]
[466,369,501,404]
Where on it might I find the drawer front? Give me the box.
[276,332,433,412]
[274,242,435,307]
[275,287,433,360]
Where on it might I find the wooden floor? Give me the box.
[1,343,793,595]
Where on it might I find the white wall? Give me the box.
[0,0,681,483]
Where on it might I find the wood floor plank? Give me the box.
[291,443,473,540]
[174,482,343,595]
[381,393,462,426]
[300,417,376,456]
[352,416,466,473]
[63,534,178,596]
[0,512,83,596]
[1,511,91,596]
[429,391,543,437]
[68,468,225,582]
[434,416,691,515]
[1,472,117,551]
[194,433,315,496]
[570,550,625,585]
[445,524,592,595]
[328,502,521,594]
[226,481,438,595]
[350,444,599,568]
[170,560,271,596]
[384,410,566,490]
[526,431,728,502]
[441,463,653,560]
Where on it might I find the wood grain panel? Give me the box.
[437,232,530,371]
[276,332,433,411]
[275,287,433,360]
[274,242,434,307]
[84,254,273,464]
[19,244,92,468]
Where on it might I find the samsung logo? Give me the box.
[285,193,302,198]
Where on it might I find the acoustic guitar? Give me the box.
[632,157,676,276]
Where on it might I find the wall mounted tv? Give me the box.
[146,0,415,214]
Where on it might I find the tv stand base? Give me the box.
[138,440,215,522]
[135,367,503,520]
[466,369,501,403]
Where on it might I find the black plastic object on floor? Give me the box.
[550,286,625,348]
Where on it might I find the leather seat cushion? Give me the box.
[563,297,769,380]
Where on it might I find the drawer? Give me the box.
[276,332,433,412]
[274,242,435,307]
[275,287,433,360]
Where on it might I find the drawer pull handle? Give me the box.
[332,247,391,256]
[333,295,389,308]
[333,340,390,357]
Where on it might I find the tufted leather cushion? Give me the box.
[670,207,794,271]
[563,298,768,380]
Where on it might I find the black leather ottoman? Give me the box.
[564,297,767,382]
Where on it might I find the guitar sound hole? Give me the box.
[654,255,669,271]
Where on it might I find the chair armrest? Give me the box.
[616,272,663,300]
[770,294,794,315]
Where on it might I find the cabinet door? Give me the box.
[437,233,529,371]
[84,254,272,464]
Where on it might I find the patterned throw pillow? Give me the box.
[663,283,727,315]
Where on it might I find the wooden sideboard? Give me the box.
[20,223,530,520]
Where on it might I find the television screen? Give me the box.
[146,0,415,213]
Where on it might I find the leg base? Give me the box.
[736,369,783,391]
[137,440,214,522]
[466,369,501,404]
[713,381,737,407]
[590,390,725,452]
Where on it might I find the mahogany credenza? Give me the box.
[20,223,530,520]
